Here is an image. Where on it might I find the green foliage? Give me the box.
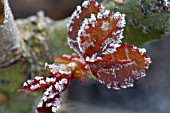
[123,24,164,45]
[104,0,170,46]
[0,63,41,113]
[48,17,74,56]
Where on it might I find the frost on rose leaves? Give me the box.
[20,0,151,113]
[67,0,151,89]
[20,53,89,113]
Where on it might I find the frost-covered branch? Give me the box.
[0,0,21,68]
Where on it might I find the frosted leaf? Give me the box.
[77,10,125,59]
[21,77,57,92]
[67,0,105,55]
[88,44,151,89]
[113,12,126,28]
[53,53,90,83]
[36,86,61,113]
[45,63,72,76]
[35,76,71,113]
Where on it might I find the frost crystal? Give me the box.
[45,63,71,75]
[82,1,89,8]
[97,12,103,19]
[89,14,97,27]
[35,76,43,80]
[27,80,34,84]
[77,6,81,11]
[101,21,109,31]
[46,77,56,83]
[23,82,28,86]
[86,53,97,62]
[103,10,110,17]
[60,78,68,84]
[30,84,40,90]
[138,48,146,55]
[39,80,46,84]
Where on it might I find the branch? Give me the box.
[0,0,21,68]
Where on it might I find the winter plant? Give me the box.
[20,0,151,113]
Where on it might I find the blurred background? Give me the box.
[0,0,169,113]
[9,0,103,20]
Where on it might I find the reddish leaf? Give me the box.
[78,12,125,60]
[45,63,72,78]
[87,44,151,89]
[53,53,90,83]
[20,77,56,92]
[36,92,61,113]
[68,0,105,55]
[20,53,90,113]
[36,77,70,113]
[20,75,71,113]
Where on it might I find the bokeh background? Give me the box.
[9,0,103,20]
[1,0,170,113]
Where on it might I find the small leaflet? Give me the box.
[67,0,104,55]
[36,77,70,113]
[21,75,70,113]
[21,75,71,113]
